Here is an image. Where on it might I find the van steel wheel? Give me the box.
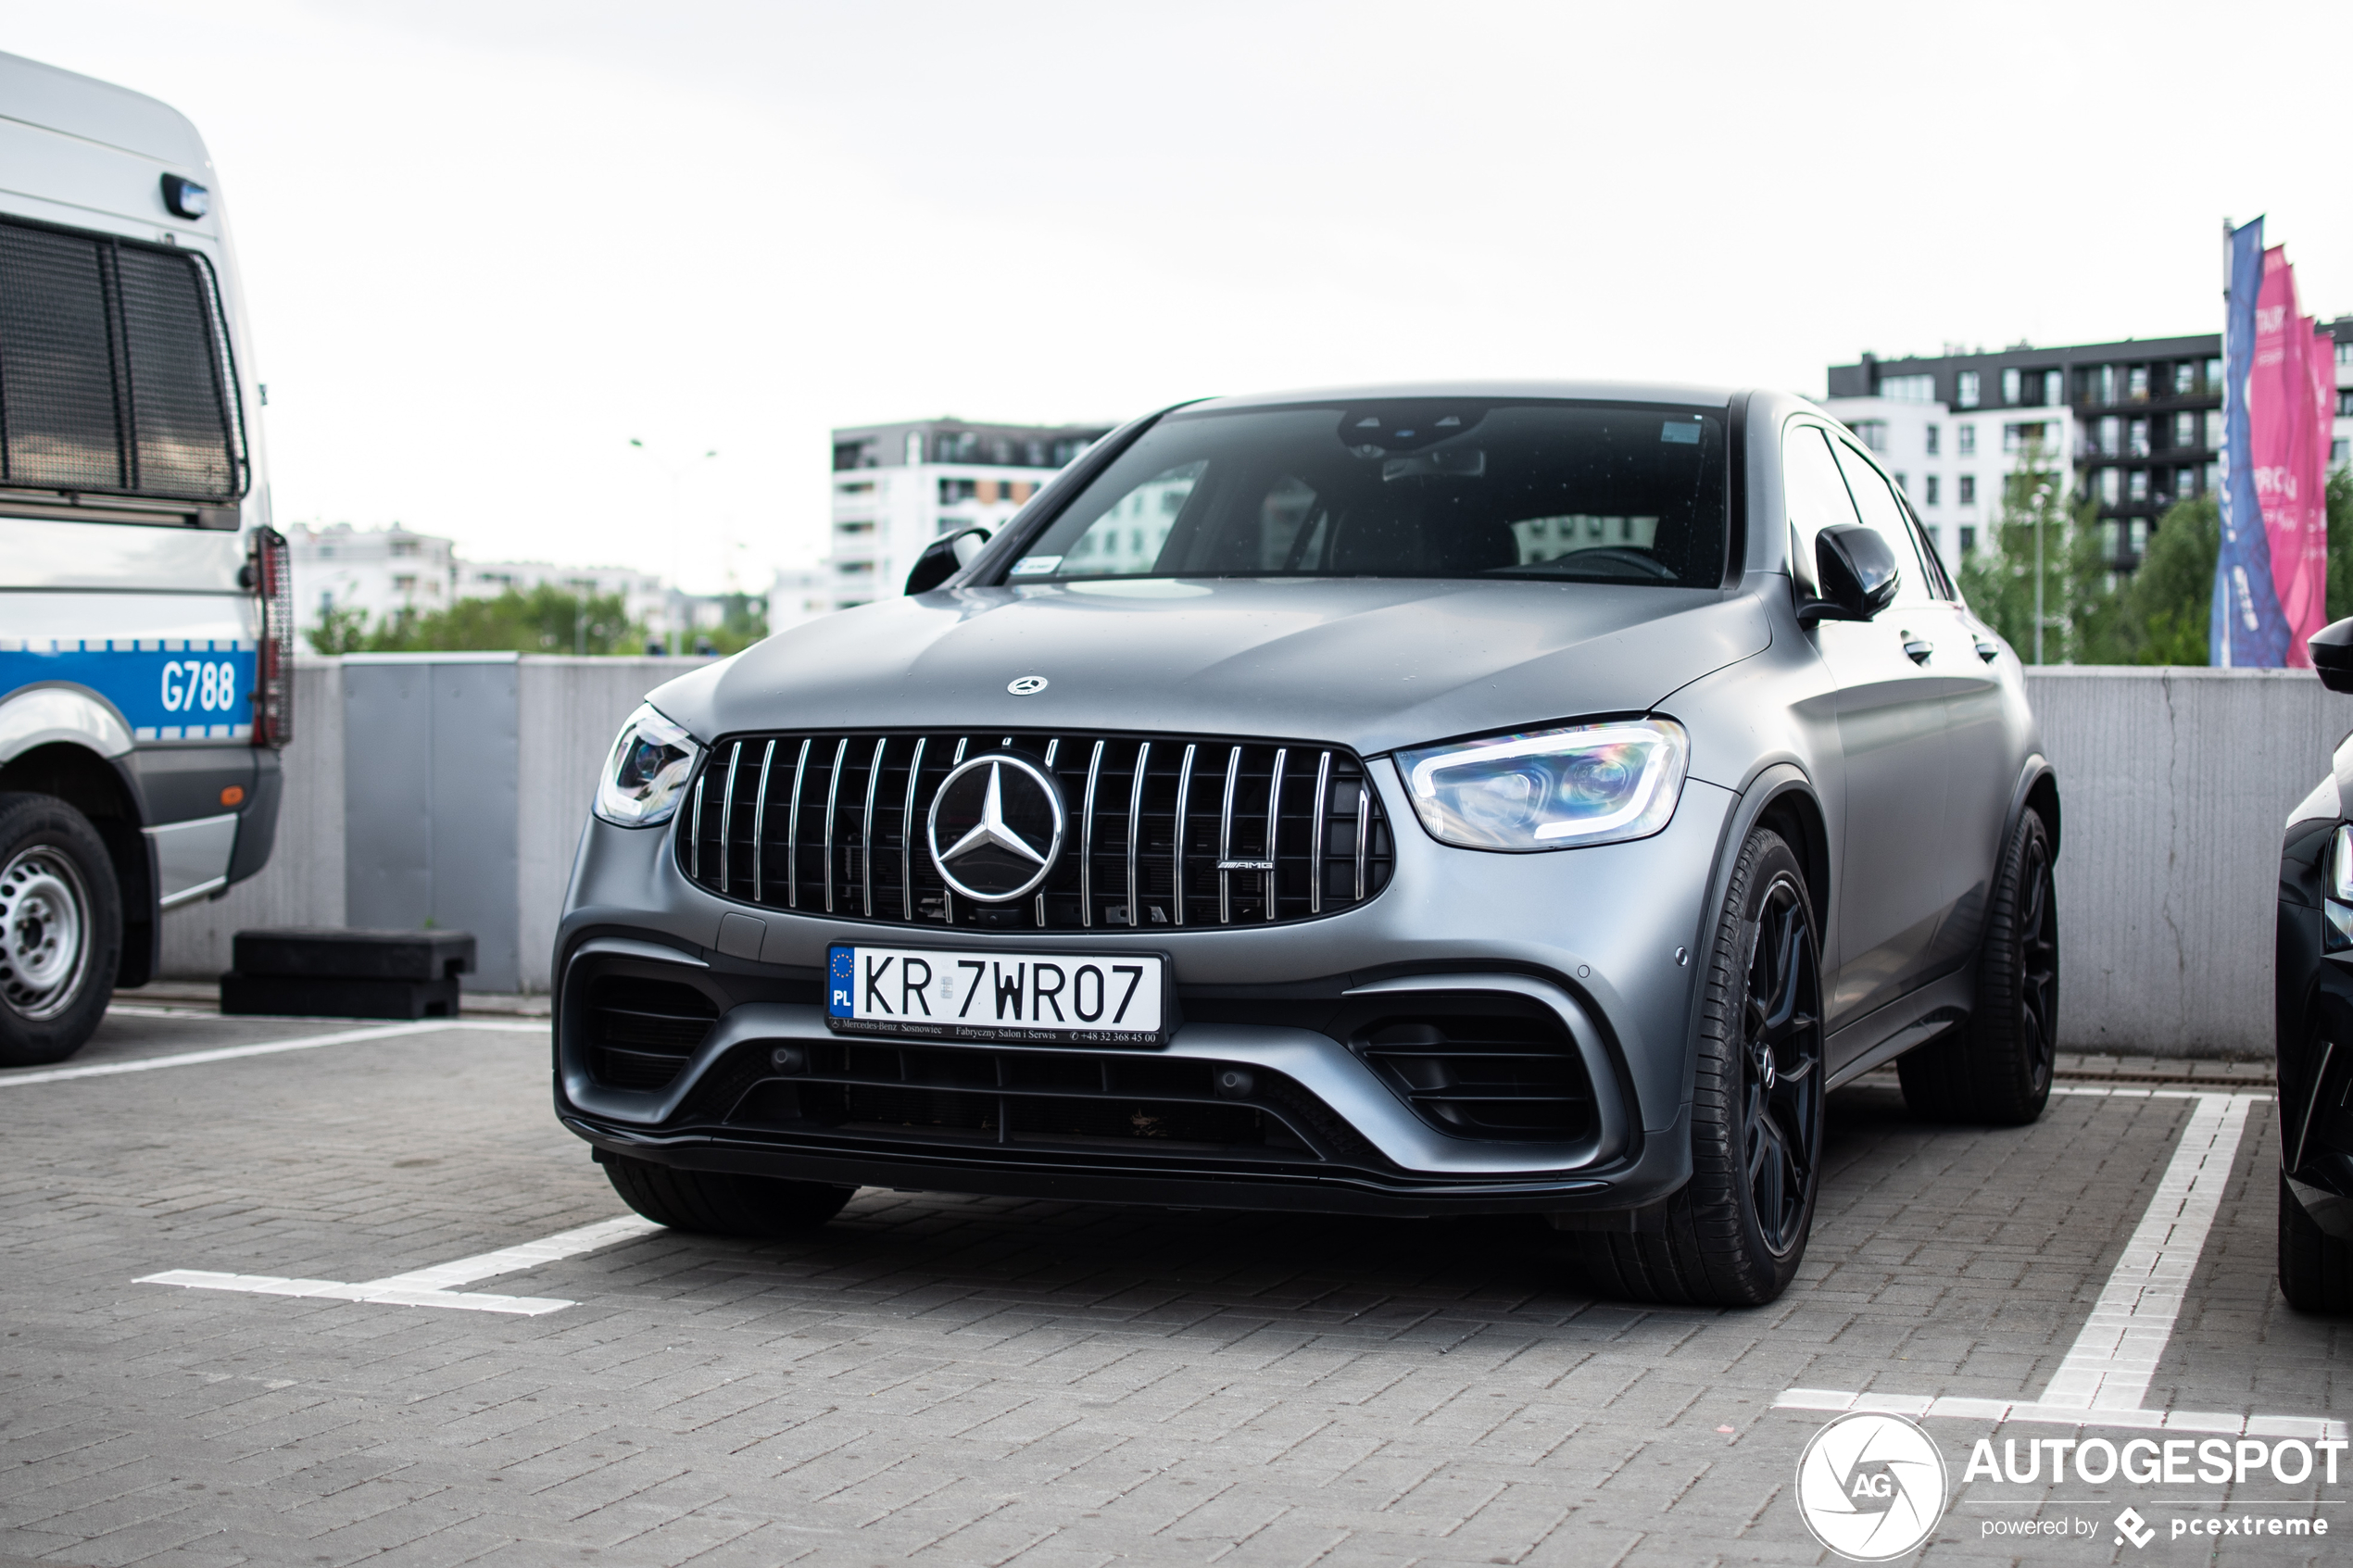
[1572,827,1824,1306]
[0,793,121,1067]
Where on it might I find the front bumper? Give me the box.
[551,768,1735,1218]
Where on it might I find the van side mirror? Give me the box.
[1799,524,1900,626]
[904,527,991,596]
[2311,617,2353,693]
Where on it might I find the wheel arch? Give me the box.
[0,738,157,989]
[1677,762,1827,1113]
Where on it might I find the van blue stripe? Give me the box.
[1,643,257,742]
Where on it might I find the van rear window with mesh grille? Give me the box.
[0,216,245,504]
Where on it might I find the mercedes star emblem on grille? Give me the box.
[926,754,1067,902]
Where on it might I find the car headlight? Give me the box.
[1395,718,1689,851]
[594,704,702,827]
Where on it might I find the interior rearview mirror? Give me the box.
[904,527,991,596]
[1799,524,1900,626]
[2310,617,2353,693]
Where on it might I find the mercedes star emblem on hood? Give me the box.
[926,754,1067,903]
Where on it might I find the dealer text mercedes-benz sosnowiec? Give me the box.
[555,384,2060,1306]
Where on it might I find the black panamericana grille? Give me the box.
[678,731,1394,931]
[0,216,246,502]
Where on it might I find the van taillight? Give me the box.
[252,526,293,747]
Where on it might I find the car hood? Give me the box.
[651,578,1770,757]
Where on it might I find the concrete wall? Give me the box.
[162,656,695,992]
[156,661,2353,1056]
[2023,668,2341,1058]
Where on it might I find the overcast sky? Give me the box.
[8,1,2348,591]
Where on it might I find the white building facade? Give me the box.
[459,558,667,632]
[284,522,458,633]
[1818,392,2082,565]
[826,419,1110,609]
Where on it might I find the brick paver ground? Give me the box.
[1,1010,2345,1566]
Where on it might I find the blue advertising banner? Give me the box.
[2211,217,2290,666]
[0,637,256,742]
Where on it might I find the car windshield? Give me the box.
[1000,399,1729,586]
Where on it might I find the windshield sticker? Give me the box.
[1010,555,1063,576]
[1661,420,1702,445]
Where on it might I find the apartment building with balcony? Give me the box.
[1827,321,2353,572]
[825,418,1111,609]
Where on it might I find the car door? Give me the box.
[1892,493,2015,974]
[1785,423,1955,1039]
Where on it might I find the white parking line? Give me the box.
[138,1214,661,1316]
[0,1018,546,1088]
[1776,1085,2347,1439]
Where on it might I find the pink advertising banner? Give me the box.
[2250,245,2333,666]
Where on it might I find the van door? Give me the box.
[1785,423,1954,1043]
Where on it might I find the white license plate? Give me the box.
[825,943,1167,1046]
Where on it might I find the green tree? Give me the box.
[1956,438,2113,664]
[701,592,770,657]
[360,585,642,655]
[306,601,371,655]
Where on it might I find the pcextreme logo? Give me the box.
[1796,1412,1950,1561]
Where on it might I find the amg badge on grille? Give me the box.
[925,755,1067,902]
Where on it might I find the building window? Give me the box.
[2044,370,2063,406]
[2204,410,2224,449]
[1879,373,1935,403]
[2127,419,2149,458]
[2130,519,2149,556]
[1850,419,1888,452]
[2335,438,2350,469]
[2204,460,2221,493]
[2002,368,2021,405]
[1959,525,1977,555]
[1924,474,1941,506]
[939,477,979,504]
[2338,342,2353,366]
[2128,365,2149,401]
[2098,469,2121,506]
[833,439,877,471]
[1957,423,1976,456]
[2172,411,2196,449]
[904,433,925,464]
[2097,416,2120,457]
[2173,362,2196,396]
[1957,371,1981,409]
[2003,421,2052,455]
[2098,365,2119,405]
[1894,471,1908,493]
[1925,423,1941,456]
[2338,389,2353,418]
[2128,470,2149,502]
[837,559,875,576]
[1958,474,1976,506]
[835,520,874,535]
[836,479,875,495]
[392,574,417,593]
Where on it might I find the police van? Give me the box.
[0,52,288,1065]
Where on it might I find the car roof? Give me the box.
[1182,380,1745,413]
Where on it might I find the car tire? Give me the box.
[0,792,121,1068]
[600,1151,857,1237]
[1898,808,2057,1126]
[2278,1173,2353,1314]
[1571,827,1825,1307]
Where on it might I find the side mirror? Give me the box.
[1799,523,1900,625]
[904,527,990,596]
[2312,617,2353,693]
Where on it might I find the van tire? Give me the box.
[0,792,121,1067]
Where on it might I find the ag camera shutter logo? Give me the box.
[1796,1412,1949,1561]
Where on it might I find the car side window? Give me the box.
[1898,493,1958,600]
[1828,438,1933,606]
[1781,423,1862,597]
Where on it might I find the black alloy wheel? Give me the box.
[1743,868,1824,1257]
[1571,827,1825,1306]
[1898,809,2057,1125]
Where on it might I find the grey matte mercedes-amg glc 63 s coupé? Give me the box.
[555,384,2061,1307]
